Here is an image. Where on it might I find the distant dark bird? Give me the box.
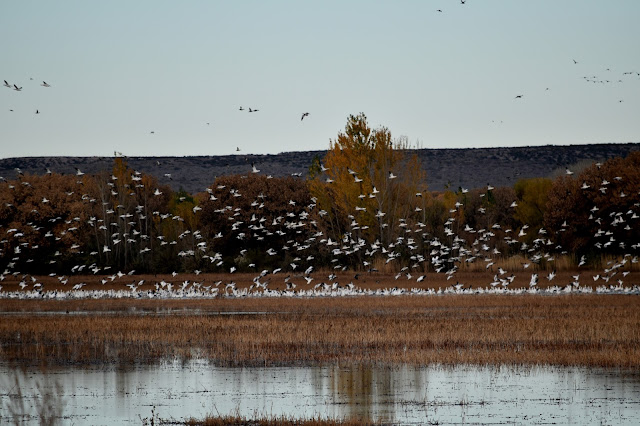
[249,108,259,112]
[436,9,442,12]
[35,109,39,114]
[239,106,244,111]
[150,131,155,134]
[460,0,466,4]
[13,84,22,91]
[573,59,578,64]
[236,147,241,151]
[41,81,51,87]
[301,112,309,121]
[3,80,10,88]
[514,95,523,99]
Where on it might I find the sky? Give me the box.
[1,0,639,158]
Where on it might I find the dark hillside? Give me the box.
[1,143,637,193]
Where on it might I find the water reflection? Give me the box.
[1,362,640,425]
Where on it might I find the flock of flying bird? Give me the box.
[3,78,50,114]
[0,154,638,300]
[2,7,638,299]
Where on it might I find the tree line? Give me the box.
[1,113,638,276]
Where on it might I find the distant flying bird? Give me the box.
[35,110,39,114]
[3,80,10,88]
[13,84,22,91]
[436,9,442,12]
[514,95,523,99]
[251,163,260,173]
[150,131,155,134]
[249,107,259,112]
[41,81,51,87]
[301,112,309,121]
[239,106,244,111]
[573,59,578,64]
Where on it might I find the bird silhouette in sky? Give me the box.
[41,81,51,87]
[301,112,309,121]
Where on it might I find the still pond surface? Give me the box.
[2,361,639,425]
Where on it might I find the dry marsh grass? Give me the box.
[182,416,377,426]
[1,295,639,368]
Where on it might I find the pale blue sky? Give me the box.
[1,1,639,157]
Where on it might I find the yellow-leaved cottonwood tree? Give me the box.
[309,113,428,266]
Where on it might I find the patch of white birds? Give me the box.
[1,157,639,300]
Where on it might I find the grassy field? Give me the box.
[1,292,638,368]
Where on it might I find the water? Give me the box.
[2,361,639,425]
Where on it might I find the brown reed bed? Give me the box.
[181,415,377,426]
[1,294,639,368]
